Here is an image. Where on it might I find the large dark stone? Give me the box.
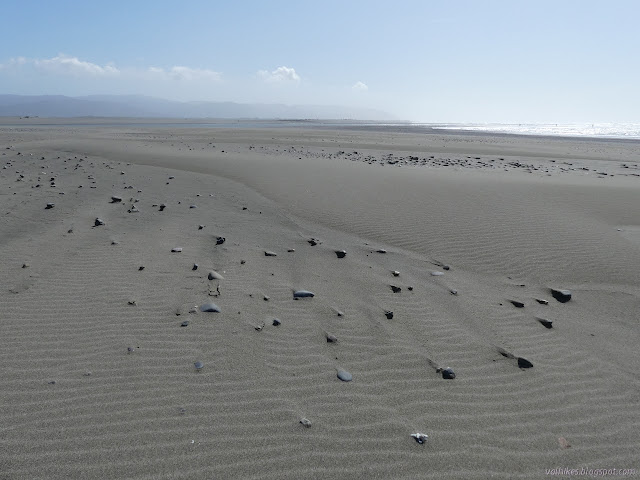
[517,357,534,369]
[550,288,572,303]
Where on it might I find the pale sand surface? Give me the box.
[1,123,639,479]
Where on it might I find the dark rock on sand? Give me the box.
[536,298,549,305]
[385,310,394,319]
[308,238,320,246]
[192,263,198,271]
[94,218,105,226]
[537,318,553,329]
[335,250,347,258]
[264,251,277,257]
[550,288,572,303]
[441,367,456,379]
[198,225,205,230]
[337,369,352,382]
[392,270,400,277]
[272,318,281,326]
[200,302,221,312]
[194,361,204,371]
[171,247,183,253]
[517,357,534,369]
[216,236,225,245]
[390,285,402,293]
[376,248,387,254]
[45,203,55,209]
[189,205,197,209]
[159,204,166,211]
[293,290,315,298]
[110,196,122,203]
[510,300,525,308]
[326,333,338,343]
[138,266,145,271]
[181,320,189,327]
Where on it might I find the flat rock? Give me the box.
[180,320,189,327]
[110,196,122,203]
[550,288,572,303]
[189,205,197,209]
[94,218,105,226]
[510,300,525,308]
[300,417,312,428]
[200,302,221,312]
[390,285,401,293]
[208,270,224,280]
[335,250,347,258]
[376,248,387,254]
[535,298,549,305]
[45,202,55,209]
[293,290,314,298]
[272,318,281,326]
[337,369,352,382]
[171,247,183,253]
[264,250,277,257]
[430,271,444,276]
[326,333,338,343]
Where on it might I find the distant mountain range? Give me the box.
[0,95,395,120]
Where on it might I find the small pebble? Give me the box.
[45,202,55,209]
[94,218,105,226]
[159,204,166,211]
[390,285,401,293]
[171,247,183,253]
[510,300,525,308]
[411,433,429,444]
[200,302,221,312]
[441,367,456,379]
[272,318,281,326]
[194,361,204,371]
[189,205,197,209]
[181,320,190,327]
[264,250,277,257]
[198,225,205,230]
[208,270,224,280]
[216,236,225,245]
[110,196,122,203]
[293,290,314,298]
[287,248,295,252]
[326,333,338,343]
[138,266,144,271]
[127,347,134,354]
[431,271,444,276]
[335,250,347,258]
[337,369,352,382]
[300,418,312,428]
[392,270,400,277]
[384,310,394,319]
[535,298,549,305]
[537,318,553,329]
[376,248,387,254]
[192,263,198,270]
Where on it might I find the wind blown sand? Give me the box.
[1,122,639,479]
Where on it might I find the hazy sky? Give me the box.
[1,0,638,122]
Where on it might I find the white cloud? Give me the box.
[352,81,368,92]
[34,54,119,76]
[258,66,300,83]
[147,65,221,82]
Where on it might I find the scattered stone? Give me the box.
[169,176,175,180]
[376,248,387,254]
[300,418,312,428]
[337,369,352,382]
[517,357,534,369]
[138,266,144,271]
[287,248,295,252]
[449,289,458,295]
[171,247,183,253]
[192,263,198,271]
[200,302,221,312]
[194,361,204,372]
[390,285,401,293]
[208,270,224,280]
[293,290,315,298]
[189,205,197,209]
[510,300,525,308]
[255,321,265,331]
[127,300,136,306]
[384,310,394,319]
[94,218,105,226]
[264,251,277,257]
[441,367,456,379]
[263,295,270,301]
[431,271,444,276]
[392,270,400,277]
[550,288,572,303]
[110,196,122,203]
[537,318,553,329]
[21,263,29,268]
[128,205,139,213]
[408,286,414,291]
[335,250,347,258]
[216,236,225,245]
[127,347,134,354]
[326,333,338,343]
[272,318,281,326]
[181,320,189,327]
[159,204,166,211]
[48,380,56,385]
[411,433,429,444]
[198,224,205,230]
[240,260,246,264]
[308,238,320,246]
[536,298,549,305]
[45,202,55,209]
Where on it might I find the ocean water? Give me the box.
[427,122,640,140]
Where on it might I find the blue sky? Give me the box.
[1,0,638,122]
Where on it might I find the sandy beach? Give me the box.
[1,121,639,479]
